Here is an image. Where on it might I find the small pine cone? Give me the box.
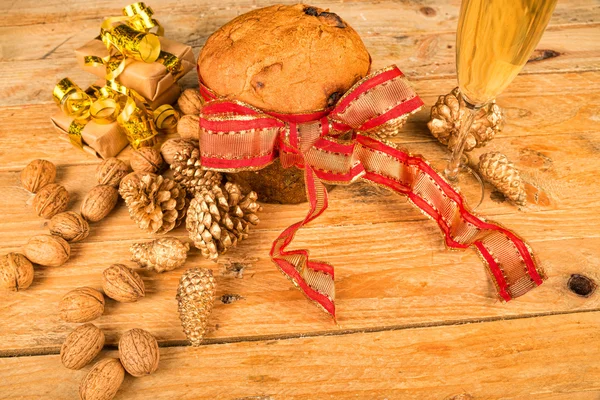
[130,237,190,273]
[176,268,216,346]
[119,173,188,234]
[428,87,503,152]
[186,182,261,261]
[171,147,223,195]
[478,152,526,206]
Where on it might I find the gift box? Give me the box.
[75,37,194,102]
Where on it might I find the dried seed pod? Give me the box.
[32,183,69,219]
[23,234,70,267]
[118,328,160,377]
[0,252,34,291]
[59,287,105,323]
[60,323,105,370]
[81,185,119,222]
[20,159,56,193]
[177,88,204,115]
[160,138,198,165]
[102,264,145,303]
[79,358,125,400]
[96,158,130,187]
[130,237,190,273]
[130,147,164,173]
[478,152,527,206]
[48,211,90,242]
[177,114,200,140]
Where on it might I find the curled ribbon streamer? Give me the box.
[198,65,546,318]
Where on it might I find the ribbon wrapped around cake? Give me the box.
[198,65,546,318]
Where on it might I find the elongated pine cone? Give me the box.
[176,268,216,346]
[119,173,187,234]
[478,152,526,206]
[130,237,190,273]
[171,147,223,195]
[186,182,261,261]
[428,87,503,152]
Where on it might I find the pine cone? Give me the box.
[428,87,503,152]
[171,147,223,195]
[478,152,526,206]
[176,268,216,346]
[186,182,261,261]
[130,237,190,273]
[119,173,188,234]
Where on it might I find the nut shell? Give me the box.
[79,358,124,400]
[177,88,204,115]
[102,264,145,303]
[130,147,164,173]
[49,211,90,242]
[59,287,105,323]
[20,159,56,193]
[60,323,105,370]
[23,234,70,267]
[0,252,34,291]
[118,328,160,377]
[33,183,69,219]
[160,138,198,165]
[96,158,130,187]
[81,185,119,222]
[177,114,200,140]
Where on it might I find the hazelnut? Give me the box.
[130,147,164,173]
[33,183,69,219]
[20,159,56,193]
[81,185,119,222]
[49,211,90,242]
[0,252,34,291]
[96,158,130,187]
[23,234,70,267]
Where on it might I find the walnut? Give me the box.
[20,159,56,193]
[96,158,130,187]
[23,234,70,267]
[48,211,90,242]
[81,185,119,222]
[177,114,200,140]
[59,287,105,323]
[79,358,124,400]
[160,138,198,165]
[0,252,34,291]
[118,328,160,377]
[102,264,145,303]
[130,147,164,173]
[177,88,204,115]
[33,183,69,219]
[60,323,105,370]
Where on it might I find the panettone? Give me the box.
[198,4,371,203]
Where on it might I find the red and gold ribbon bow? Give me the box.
[198,66,545,317]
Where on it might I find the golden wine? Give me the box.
[457,0,557,105]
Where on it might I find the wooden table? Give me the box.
[1,0,599,399]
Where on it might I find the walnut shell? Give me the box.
[177,114,200,140]
[59,287,105,323]
[102,264,145,303]
[81,185,119,222]
[20,159,56,193]
[79,358,125,400]
[118,328,159,377]
[0,252,34,291]
[130,147,164,173]
[32,183,69,219]
[60,323,105,370]
[48,211,90,242]
[160,138,198,165]
[23,234,70,267]
[96,158,130,187]
[177,88,204,115]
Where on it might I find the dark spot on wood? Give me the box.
[447,44,452,49]
[303,6,319,16]
[327,91,343,107]
[568,274,596,297]
[255,81,264,89]
[223,262,247,278]
[394,35,408,40]
[489,190,506,203]
[527,49,560,63]
[221,294,243,304]
[318,12,347,28]
[420,6,437,17]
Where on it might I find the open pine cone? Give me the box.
[171,147,223,195]
[427,87,503,152]
[119,173,188,234]
[186,182,261,261]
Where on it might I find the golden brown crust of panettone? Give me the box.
[198,4,371,113]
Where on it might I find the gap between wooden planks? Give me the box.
[0,311,598,399]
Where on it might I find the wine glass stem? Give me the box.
[444,99,482,181]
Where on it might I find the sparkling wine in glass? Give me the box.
[445,0,557,206]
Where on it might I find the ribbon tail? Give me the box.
[270,166,337,317]
[356,135,546,301]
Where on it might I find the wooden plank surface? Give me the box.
[1,0,599,398]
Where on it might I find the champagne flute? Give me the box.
[445,0,558,206]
